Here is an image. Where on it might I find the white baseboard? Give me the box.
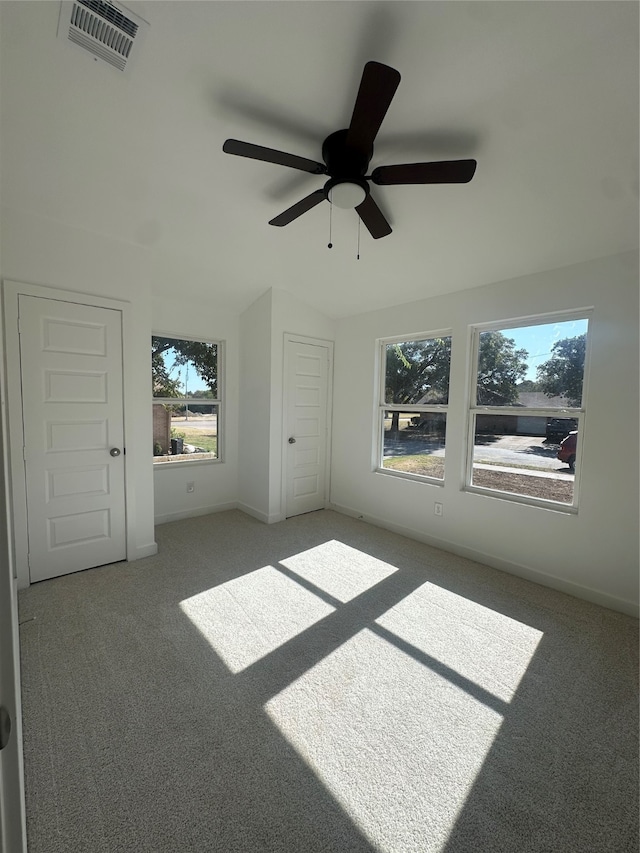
[154,502,285,527]
[236,503,285,524]
[236,502,269,523]
[131,542,158,560]
[328,502,639,618]
[154,502,238,526]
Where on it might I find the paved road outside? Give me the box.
[176,419,574,477]
[171,415,217,433]
[472,435,570,472]
[384,433,573,475]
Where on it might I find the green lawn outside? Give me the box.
[173,428,217,454]
[383,454,445,479]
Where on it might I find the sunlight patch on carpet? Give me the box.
[265,627,506,853]
[280,540,399,602]
[180,565,334,672]
[375,583,543,703]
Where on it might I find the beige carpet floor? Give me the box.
[18,509,639,852]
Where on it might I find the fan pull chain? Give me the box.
[328,202,333,249]
[357,216,361,260]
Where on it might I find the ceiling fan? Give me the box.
[223,61,477,239]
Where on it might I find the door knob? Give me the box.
[288,436,296,444]
[110,447,121,457]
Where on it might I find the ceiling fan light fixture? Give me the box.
[327,181,367,209]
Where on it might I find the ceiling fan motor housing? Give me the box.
[321,129,371,178]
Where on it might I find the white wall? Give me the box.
[0,208,157,569]
[330,252,639,615]
[238,290,273,521]
[238,288,336,522]
[0,201,27,853]
[152,295,239,524]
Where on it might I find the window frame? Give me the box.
[465,311,592,512]
[152,331,224,466]
[375,330,452,485]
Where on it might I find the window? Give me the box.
[467,315,589,509]
[377,333,452,482]
[152,335,222,464]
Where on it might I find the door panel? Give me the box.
[47,465,110,499]
[19,296,126,581]
[285,340,330,518]
[44,369,108,402]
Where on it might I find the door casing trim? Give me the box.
[2,280,135,588]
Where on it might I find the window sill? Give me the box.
[464,484,578,514]
[153,456,222,469]
[375,467,445,486]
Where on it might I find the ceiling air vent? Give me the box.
[57,0,149,73]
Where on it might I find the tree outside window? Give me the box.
[468,317,589,509]
[379,334,452,482]
[152,335,222,464]
[536,334,586,407]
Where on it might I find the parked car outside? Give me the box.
[546,417,577,441]
[557,431,577,471]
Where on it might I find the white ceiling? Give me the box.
[1,1,638,317]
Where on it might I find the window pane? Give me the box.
[382,412,446,480]
[471,414,575,504]
[153,403,219,462]
[385,337,451,405]
[152,336,218,399]
[476,319,588,407]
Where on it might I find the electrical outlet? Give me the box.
[186,482,195,493]
[434,502,443,517]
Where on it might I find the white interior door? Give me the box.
[19,295,127,582]
[285,338,331,518]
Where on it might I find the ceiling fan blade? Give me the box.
[269,190,326,227]
[223,139,326,175]
[355,194,392,239]
[346,61,401,154]
[371,159,477,185]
